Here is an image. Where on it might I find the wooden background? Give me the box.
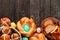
[0,0,60,27]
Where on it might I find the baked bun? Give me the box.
[0,34,10,40]
[0,17,11,26]
[40,17,60,40]
[2,27,12,34]
[11,33,20,40]
[29,33,48,40]
[17,17,36,37]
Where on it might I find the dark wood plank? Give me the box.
[0,0,3,18]
[43,0,51,18]
[56,0,60,20]
[9,0,16,21]
[0,0,60,26]
[39,0,51,26]
[15,0,30,22]
[30,0,40,26]
[50,0,58,18]
[39,0,44,24]
[0,0,10,18]
[0,0,16,21]
[40,0,51,21]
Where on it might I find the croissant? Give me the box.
[17,17,36,37]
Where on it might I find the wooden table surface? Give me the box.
[0,0,60,27]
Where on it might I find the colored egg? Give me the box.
[37,27,41,33]
[11,22,16,28]
[23,24,30,32]
[22,37,28,40]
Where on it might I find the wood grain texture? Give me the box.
[50,0,58,18]
[40,0,50,24]
[15,0,30,22]
[30,0,40,26]
[0,0,16,21]
[0,0,60,26]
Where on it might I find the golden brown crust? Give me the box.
[2,27,12,34]
[40,17,60,40]
[17,17,36,37]
[0,34,10,40]
[11,33,19,40]
[29,33,48,40]
[40,17,60,27]
[0,17,11,26]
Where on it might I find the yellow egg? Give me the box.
[11,22,16,28]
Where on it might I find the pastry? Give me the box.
[2,27,12,34]
[29,33,48,40]
[0,17,11,26]
[11,33,20,40]
[17,17,36,37]
[40,17,60,40]
[0,34,10,40]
